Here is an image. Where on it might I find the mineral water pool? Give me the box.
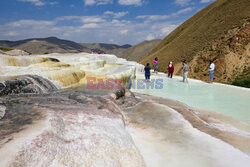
[132,74,250,124]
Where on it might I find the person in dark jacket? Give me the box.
[144,63,151,82]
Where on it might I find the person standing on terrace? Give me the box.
[153,57,158,73]
[144,63,151,82]
[183,60,188,83]
[209,60,215,84]
[168,61,174,78]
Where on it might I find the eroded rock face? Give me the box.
[0,75,58,96]
[0,105,5,119]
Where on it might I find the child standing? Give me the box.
[144,63,151,82]
[153,57,158,73]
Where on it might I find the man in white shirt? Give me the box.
[183,60,188,83]
[209,60,215,83]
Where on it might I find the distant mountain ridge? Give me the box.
[0,37,82,48]
[79,42,132,53]
[0,37,132,54]
[0,37,160,63]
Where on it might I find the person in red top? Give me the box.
[168,61,174,78]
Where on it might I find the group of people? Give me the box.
[144,58,215,83]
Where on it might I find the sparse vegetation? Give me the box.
[231,67,250,88]
[0,47,13,52]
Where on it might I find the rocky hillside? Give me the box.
[140,0,250,85]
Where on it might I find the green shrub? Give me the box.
[232,78,250,88]
[0,47,13,51]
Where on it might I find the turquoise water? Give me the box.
[132,75,250,124]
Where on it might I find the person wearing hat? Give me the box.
[209,60,215,83]
[168,61,174,78]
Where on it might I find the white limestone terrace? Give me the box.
[0,53,144,89]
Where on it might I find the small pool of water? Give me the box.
[132,74,250,124]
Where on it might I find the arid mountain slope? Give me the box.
[140,0,250,84]
[107,39,161,61]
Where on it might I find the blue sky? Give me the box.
[0,0,215,45]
